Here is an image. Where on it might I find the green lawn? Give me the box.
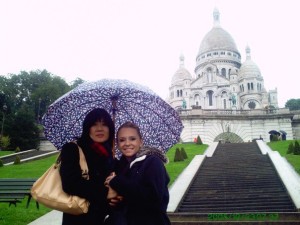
[0,154,59,225]
[0,141,299,225]
[166,143,208,185]
[0,151,12,157]
[267,140,300,174]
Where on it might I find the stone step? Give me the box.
[176,142,296,213]
[169,212,300,224]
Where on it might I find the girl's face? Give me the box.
[89,120,110,143]
[117,127,143,159]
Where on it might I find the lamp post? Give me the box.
[1,104,7,149]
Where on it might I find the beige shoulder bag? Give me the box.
[31,144,90,215]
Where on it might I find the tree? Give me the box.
[294,141,300,155]
[70,78,85,89]
[14,155,21,165]
[285,99,300,111]
[0,136,10,150]
[196,135,203,145]
[174,148,184,162]
[287,142,294,154]
[7,106,40,150]
[180,147,188,159]
[0,69,72,149]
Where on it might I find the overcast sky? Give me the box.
[0,0,299,107]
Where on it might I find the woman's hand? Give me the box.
[104,172,115,187]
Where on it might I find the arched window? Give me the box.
[247,83,250,90]
[207,91,213,106]
[221,68,226,76]
[251,83,254,90]
[223,99,227,109]
[194,94,200,106]
[180,90,183,97]
[177,90,179,97]
[207,68,212,83]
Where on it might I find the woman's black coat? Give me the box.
[60,142,112,225]
[109,152,171,225]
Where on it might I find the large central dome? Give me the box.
[199,27,238,54]
[198,8,239,55]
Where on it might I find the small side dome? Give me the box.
[171,54,192,84]
[238,46,261,79]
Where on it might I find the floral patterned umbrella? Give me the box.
[42,79,183,156]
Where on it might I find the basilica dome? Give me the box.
[198,27,239,54]
[198,8,239,55]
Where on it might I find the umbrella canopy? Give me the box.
[268,130,280,135]
[279,130,287,135]
[42,79,183,156]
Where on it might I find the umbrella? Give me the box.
[279,130,287,135]
[268,130,280,135]
[42,79,183,156]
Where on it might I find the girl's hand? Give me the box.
[108,195,124,207]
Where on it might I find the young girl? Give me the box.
[106,121,171,225]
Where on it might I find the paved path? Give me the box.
[28,210,62,225]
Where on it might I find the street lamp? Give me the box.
[1,104,7,144]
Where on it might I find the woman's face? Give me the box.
[117,127,143,159]
[89,120,110,143]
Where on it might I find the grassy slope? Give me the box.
[267,140,300,174]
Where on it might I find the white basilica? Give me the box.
[168,8,278,111]
[166,8,299,144]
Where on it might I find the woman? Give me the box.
[60,108,115,225]
[106,121,171,225]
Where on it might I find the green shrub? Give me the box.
[196,135,203,145]
[0,159,3,167]
[15,146,20,153]
[287,142,294,154]
[294,141,300,155]
[0,135,10,150]
[14,155,21,164]
[174,148,184,162]
[181,147,188,159]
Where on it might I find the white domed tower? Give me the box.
[238,46,276,109]
[168,7,278,111]
[168,54,192,109]
[191,8,241,110]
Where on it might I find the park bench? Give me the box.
[0,178,39,208]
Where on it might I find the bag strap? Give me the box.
[70,141,89,180]
[78,145,89,177]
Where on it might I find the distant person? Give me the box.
[60,108,115,225]
[105,121,171,225]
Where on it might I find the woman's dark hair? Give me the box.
[116,121,142,141]
[78,108,115,149]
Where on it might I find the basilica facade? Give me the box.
[168,8,278,111]
[167,8,296,144]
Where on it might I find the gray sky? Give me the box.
[0,0,299,107]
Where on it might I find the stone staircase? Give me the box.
[169,142,299,224]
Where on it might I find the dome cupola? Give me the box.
[171,54,192,84]
[238,46,262,79]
